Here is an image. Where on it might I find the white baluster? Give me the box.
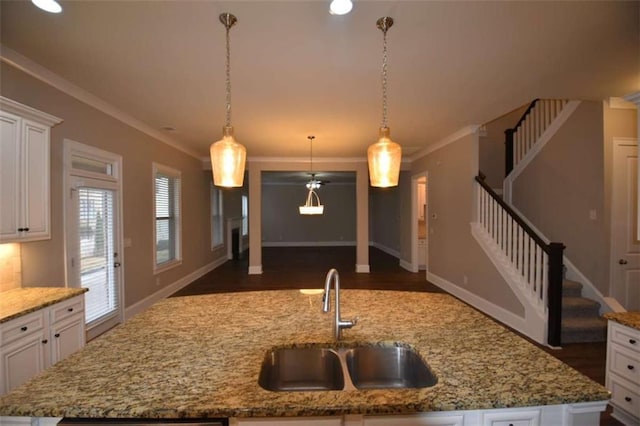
[542,252,549,308]
[535,245,542,302]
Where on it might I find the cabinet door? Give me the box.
[50,315,85,365]
[0,111,21,241]
[20,119,50,240]
[0,329,47,395]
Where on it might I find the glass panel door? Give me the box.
[77,187,118,324]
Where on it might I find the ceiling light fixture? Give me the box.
[210,13,246,188]
[31,0,62,13]
[299,136,325,215]
[329,0,353,15]
[367,17,402,188]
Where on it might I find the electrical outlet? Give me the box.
[463,275,468,284]
[155,278,161,286]
[589,209,597,220]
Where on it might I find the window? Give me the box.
[211,184,223,248]
[153,164,181,271]
[242,195,248,237]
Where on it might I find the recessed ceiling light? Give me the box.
[329,0,353,15]
[31,0,62,13]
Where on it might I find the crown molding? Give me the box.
[0,44,201,160]
[0,95,63,126]
[409,125,481,162]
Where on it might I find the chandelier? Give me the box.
[299,136,325,215]
[367,16,402,188]
[209,13,247,188]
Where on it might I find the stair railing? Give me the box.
[505,99,569,175]
[475,173,565,346]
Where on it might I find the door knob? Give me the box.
[619,259,628,265]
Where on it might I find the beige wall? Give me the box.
[369,177,403,254]
[411,133,525,316]
[1,63,224,307]
[512,101,608,293]
[261,183,356,243]
[479,104,528,189]
[0,243,22,292]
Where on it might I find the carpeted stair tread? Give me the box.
[562,279,583,297]
[561,317,607,343]
[562,296,600,314]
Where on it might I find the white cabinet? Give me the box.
[606,320,640,426]
[0,97,62,243]
[0,295,85,395]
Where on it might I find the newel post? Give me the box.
[505,128,515,176]
[547,242,565,347]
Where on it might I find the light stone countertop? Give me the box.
[0,290,610,419]
[604,311,640,331]
[0,287,88,324]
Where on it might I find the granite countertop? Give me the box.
[604,311,640,331]
[0,290,609,419]
[0,287,88,324]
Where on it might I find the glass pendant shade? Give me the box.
[210,126,246,188]
[299,189,324,215]
[368,127,401,187]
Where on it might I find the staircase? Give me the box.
[561,279,607,343]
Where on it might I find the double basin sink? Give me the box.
[258,343,437,392]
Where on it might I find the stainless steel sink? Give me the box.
[345,345,437,389]
[258,347,345,391]
[258,344,437,391]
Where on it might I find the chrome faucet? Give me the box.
[322,268,358,340]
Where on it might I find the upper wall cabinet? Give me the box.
[0,97,62,243]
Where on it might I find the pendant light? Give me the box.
[210,13,247,188]
[367,17,401,188]
[299,136,325,215]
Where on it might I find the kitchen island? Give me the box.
[0,290,609,425]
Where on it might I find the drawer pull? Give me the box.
[625,396,632,402]
[54,333,60,338]
[628,365,635,370]
[67,307,74,312]
[42,339,48,344]
[630,339,637,345]
[20,326,28,332]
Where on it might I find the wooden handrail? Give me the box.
[504,99,540,175]
[513,99,539,132]
[475,174,550,253]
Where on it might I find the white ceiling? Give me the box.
[1,0,638,162]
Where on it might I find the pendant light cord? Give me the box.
[381,24,388,129]
[308,135,315,174]
[225,21,232,127]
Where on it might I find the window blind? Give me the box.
[154,168,181,266]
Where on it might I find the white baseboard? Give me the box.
[262,241,356,247]
[370,242,400,258]
[356,264,370,273]
[427,271,532,342]
[248,265,263,275]
[399,259,415,272]
[124,255,227,321]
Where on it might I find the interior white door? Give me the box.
[611,139,639,311]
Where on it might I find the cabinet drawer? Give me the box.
[482,409,541,426]
[609,376,640,417]
[50,296,84,324]
[0,311,45,345]
[611,323,640,354]
[610,343,640,385]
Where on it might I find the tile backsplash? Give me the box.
[0,243,22,292]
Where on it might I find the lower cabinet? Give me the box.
[229,402,605,426]
[0,295,85,395]
[606,320,640,426]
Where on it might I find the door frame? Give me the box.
[63,139,124,340]
[609,137,638,308]
[411,172,429,274]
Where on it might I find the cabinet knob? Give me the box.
[20,326,28,332]
[625,396,632,402]
[630,339,637,345]
[67,307,74,312]
[17,227,30,232]
[54,333,60,338]
[628,365,635,370]
[42,339,48,344]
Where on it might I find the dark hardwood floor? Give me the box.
[172,246,620,425]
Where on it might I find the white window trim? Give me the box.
[152,163,182,274]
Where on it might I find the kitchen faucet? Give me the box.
[322,268,358,340]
